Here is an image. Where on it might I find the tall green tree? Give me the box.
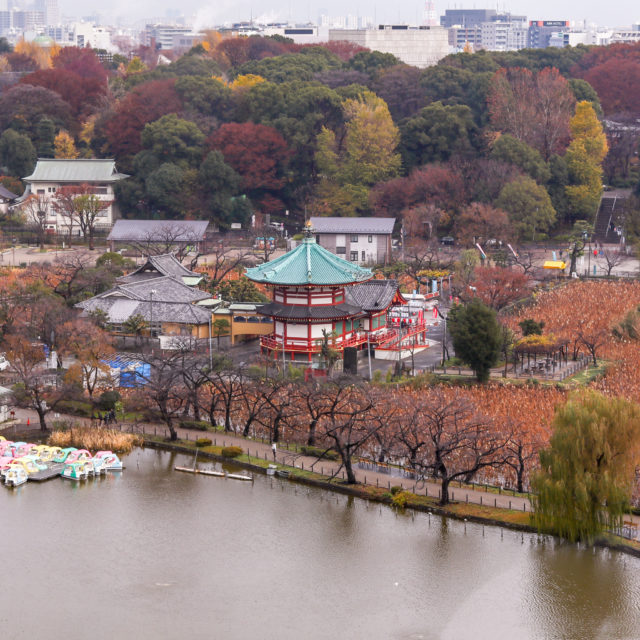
[400,102,478,170]
[0,129,36,178]
[532,391,640,543]
[490,134,551,184]
[140,114,205,168]
[496,176,556,241]
[35,118,56,158]
[448,299,501,382]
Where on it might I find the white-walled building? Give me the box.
[328,25,450,68]
[309,217,395,265]
[19,159,128,235]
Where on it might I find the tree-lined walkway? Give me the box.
[4,407,639,540]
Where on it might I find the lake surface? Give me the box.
[2,447,639,640]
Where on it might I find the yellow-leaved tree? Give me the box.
[314,91,401,216]
[230,74,266,92]
[125,56,147,75]
[54,131,79,159]
[565,101,608,221]
[14,38,52,69]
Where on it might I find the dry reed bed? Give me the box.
[48,427,142,454]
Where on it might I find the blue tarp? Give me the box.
[103,356,150,388]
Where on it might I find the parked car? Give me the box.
[440,236,455,246]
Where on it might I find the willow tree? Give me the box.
[532,391,640,543]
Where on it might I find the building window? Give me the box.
[336,246,346,254]
[316,235,320,244]
[368,235,373,243]
[350,251,358,261]
[361,251,366,261]
[351,235,358,242]
[37,189,45,195]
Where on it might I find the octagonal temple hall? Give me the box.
[246,227,407,364]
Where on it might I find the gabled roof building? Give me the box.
[309,216,395,265]
[118,254,203,286]
[108,219,209,253]
[18,158,128,234]
[76,275,214,339]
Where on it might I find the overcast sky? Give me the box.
[66,0,639,29]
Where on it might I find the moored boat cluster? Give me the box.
[0,435,123,487]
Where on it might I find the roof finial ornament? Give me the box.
[304,220,314,239]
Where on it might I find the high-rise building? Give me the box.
[440,9,496,28]
[44,0,59,26]
[480,20,528,51]
[528,20,570,48]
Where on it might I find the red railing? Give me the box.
[373,323,429,351]
[260,331,369,353]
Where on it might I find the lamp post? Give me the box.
[150,289,156,339]
[208,316,213,370]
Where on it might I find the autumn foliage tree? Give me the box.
[564,101,608,221]
[206,121,290,214]
[488,66,575,159]
[453,202,512,247]
[58,319,115,400]
[470,266,532,311]
[314,91,401,216]
[97,79,183,163]
[394,387,510,505]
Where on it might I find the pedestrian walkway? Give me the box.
[4,407,640,539]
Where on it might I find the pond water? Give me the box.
[2,448,639,640]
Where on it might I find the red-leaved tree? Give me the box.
[206,122,291,213]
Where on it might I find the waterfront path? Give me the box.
[4,408,640,539]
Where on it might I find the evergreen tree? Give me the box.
[448,299,501,382]
[0,129,36,177]
[532,391,640,543]
[35,118,56,158]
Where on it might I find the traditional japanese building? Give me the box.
[246,227,404,363]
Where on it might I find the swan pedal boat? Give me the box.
[4,466,28,487]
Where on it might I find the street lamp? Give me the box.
[150,289,156,338]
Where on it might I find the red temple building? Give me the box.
[246,226,424,364]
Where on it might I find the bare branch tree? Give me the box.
[21,193,49,249]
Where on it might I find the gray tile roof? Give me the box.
[345,280,400,312]
[0,185,18,200]
[24,159,129,183]
[310,217,396,235]
[258,302,363,320]
[78,297,211,325]
[77,276,210,317]
[114,276,210,303]
[119,254,201,283]
[77,275,213,326]
[108,219,209,242]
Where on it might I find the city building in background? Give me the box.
[329,24,450,68]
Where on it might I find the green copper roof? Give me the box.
[246,237,372,286]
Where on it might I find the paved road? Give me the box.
[0,246,97,266]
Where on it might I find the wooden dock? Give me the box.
[29,463,65,481]
[174,466,253,481]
